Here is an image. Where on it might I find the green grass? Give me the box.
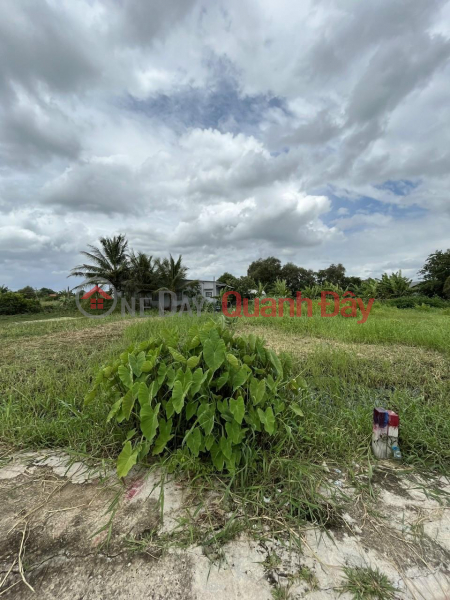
[1,307,449,469]
[2,306,449,556]
[240,302,450,354]
[338,566,397,599]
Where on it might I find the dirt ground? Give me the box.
[0,451,449,599]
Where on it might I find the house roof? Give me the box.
[185,279,228,286]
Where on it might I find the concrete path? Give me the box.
[0,452,449,599]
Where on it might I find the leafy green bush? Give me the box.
[0,292,41,315]
[377,271,412,298]
[86,320,300,477]
[386,295,449,309]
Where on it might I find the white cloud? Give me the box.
[0,0,449,289]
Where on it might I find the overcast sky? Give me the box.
[1,0,450,290]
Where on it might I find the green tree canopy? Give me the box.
[234,276,257,299]
[247,257,282,288]
[39,287,57,296]
[280,263,316,294]
[217,272,238,287]
[419,249,450,297]
[443,276,450,299]
[316,263,346,287]
[17,285,36,298]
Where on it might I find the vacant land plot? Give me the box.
[0,307,449,598]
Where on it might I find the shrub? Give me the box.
[0,292,41,315]
[86,320,300,477]
[386,295,449,309]
[377,271,412,298]
[444,276,450,299]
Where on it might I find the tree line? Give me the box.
[2,236,450,308]
[217,250,450,300]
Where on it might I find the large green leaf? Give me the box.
[203,337,226,373]
[215,371,229,391]
[137,382,149,406]
[171,380,184,414]
[229,396,245,424]
[129,351,145,377]
[152,418,174,455]
[106,398,122,423]
[188,335,200,350]
[268,349,283,379]
[178,367,193,390]
[122,388,135,419]
[210,443,224,471]
[225,420,242,444]
[243,354,255,365]
[171,380,191,414]
[250,379,265,405]
[219,435,233,460]
[185,427,202,457]
[232,367,248,391]
[197,403,215,435]
[259,406,275,434]
[226,353,239,368]
[169,347,187,364]
[204,434,215,451]
[186,354,201,369]
[186,400,198,420]
[165,399,174,419]
[191,368,208,395]
[157,363,167,385]
[199,324,219,344]
[141,356,156,373]
[118,365,133,389]
[117,441,138,478]
[291,404,304,417]
[140,403,160,443]
[166,367,176,389]
[230,396,245,425]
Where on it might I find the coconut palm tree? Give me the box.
[156,254,197,311]
[125,251,157,296]
[0,285,9,294]
[69,234,130,293]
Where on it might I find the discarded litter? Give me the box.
[372,408,401,460]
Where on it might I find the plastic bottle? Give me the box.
[391,444,402,460]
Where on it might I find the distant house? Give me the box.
[194,279,228,300]
[147,279,228,310]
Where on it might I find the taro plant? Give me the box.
[85,320,301,478]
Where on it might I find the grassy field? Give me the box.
[1,304,449,470]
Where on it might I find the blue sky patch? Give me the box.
[122,78,290,135]
[375,179,420,196]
